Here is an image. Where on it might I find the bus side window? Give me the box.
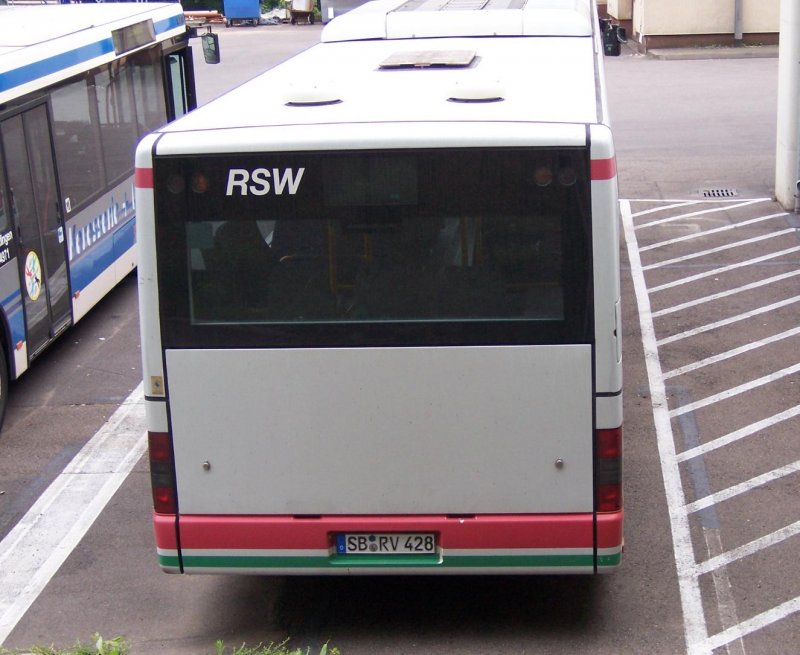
[51,76,105,212]
[95,61,139,185]
[165,52,194,121]
[131,47,169,135]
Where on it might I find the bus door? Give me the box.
[163,47,197,121]
[1,104,71,359]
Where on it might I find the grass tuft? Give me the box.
[1,636,338,655]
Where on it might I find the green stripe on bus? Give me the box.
[174,552,621,570]
[158,553,181,568]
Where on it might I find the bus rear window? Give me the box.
[154,148,592,347]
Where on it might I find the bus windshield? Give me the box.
[155,147,592,347]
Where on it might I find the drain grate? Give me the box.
[698,187,739,198]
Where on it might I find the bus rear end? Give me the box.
[136,0,622,575]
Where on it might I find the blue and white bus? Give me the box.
[0,1,197,428]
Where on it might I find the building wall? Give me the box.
[634,0,777,36]
[608,0,779,49]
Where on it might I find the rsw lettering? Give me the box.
[226,168,305,196]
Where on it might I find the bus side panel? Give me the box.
[590,124,622,408]
[173,514,619,575]
[597,510,624,572]
[0,262,26,379]
[68,179,137,322]
[154,513,181,573]
[134,142,166,399]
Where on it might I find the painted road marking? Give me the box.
[663,325,800,378]
[624,197,800,654]
[694,520,800,577]
[640,212,788,252]
[652,270,800,318]
[676,406,800,462]
[0,385,146,646]
[635,198,768,230]
[686,459,800,514]
[642,228,797,270]
[656,295,800,346]
[621,200,710,653]
[669,362,800,418]
[648,244,800,293]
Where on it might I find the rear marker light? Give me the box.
[148,431,177,514]
[597,426,622,513]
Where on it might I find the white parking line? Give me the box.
[649,244,800,293]
[703,597,800,653]
[694,520,800,577]
[686,460,800,514]
[632,198,771,209]
[621,200,710,653]
[631,200,701,218]
[0,385,146,646]
[629,197,800,654]
[656,295,800,346]
[663,326,800,378]
[677,406,800,462]
[640,212,789,252]
[653,271,800,318]
[635,199,768,230]
[669,362,800,418]
[642,229,796,271]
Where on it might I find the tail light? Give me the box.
[148,431,177,514]
[596,426,622,512]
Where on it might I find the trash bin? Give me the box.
[600,19,626,57]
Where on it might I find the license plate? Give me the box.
[335,533,437,555]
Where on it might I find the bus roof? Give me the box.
[322,0,595,42]
[154,0,606,147]
[0,2,185,105]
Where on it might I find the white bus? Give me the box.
[0,2,197,428]
[137,0,623,575]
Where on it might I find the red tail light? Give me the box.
[148,431,177,514]
[596,426,622,512]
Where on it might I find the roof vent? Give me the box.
[447,77,505,103]
[284,81,341,107]
[380,49,477,69]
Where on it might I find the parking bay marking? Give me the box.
[0,385,145,646]
[624,197,800,654]
[656,294,800,346]
[640,212,789,252]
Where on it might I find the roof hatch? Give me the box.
[380,49,477,68]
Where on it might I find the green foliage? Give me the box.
[213,640,339,655]
[0,634,129,655]
[1,635,337,655]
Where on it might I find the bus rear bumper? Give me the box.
[154,511,623,575]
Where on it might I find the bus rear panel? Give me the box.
[137,0,623,575]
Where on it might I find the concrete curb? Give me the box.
[646,45,779,60]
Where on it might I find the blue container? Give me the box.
[223,0,260,25]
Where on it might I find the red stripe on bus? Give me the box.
[173,514,621,551]
[135,167,154,189]
[591,157,617,180]
[597,510,624,549]
[153,513,179,549]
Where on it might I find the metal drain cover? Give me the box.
[697,187,739,198]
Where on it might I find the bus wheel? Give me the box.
[0,347,8,432]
